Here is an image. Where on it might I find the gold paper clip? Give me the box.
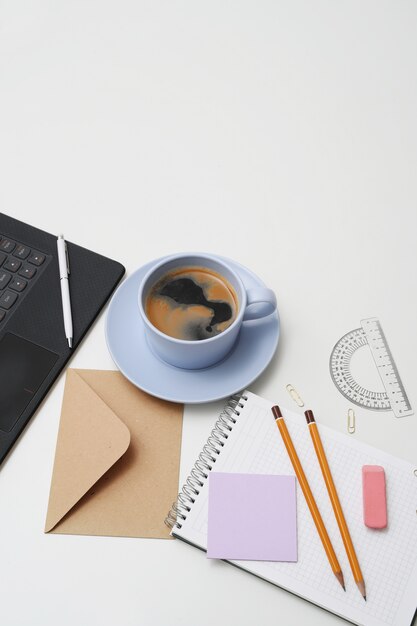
[286,384,304,408]
[347,408,355,434]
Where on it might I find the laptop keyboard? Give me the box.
[0,234,50,326]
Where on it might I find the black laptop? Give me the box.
[0,213,125,465]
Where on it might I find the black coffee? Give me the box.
[145,266,238,341]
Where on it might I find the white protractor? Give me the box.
[330,317,413,418]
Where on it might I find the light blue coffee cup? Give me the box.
[138,253,277,369]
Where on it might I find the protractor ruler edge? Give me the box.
[330,317,413,418]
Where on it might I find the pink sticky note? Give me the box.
[362,465,387,529]
[207,472,297,561]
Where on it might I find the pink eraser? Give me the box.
[362,465,387,529]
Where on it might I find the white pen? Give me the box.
[57,234,73,348]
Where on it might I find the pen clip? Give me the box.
[65,242,70,275]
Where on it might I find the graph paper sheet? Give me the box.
[174,392,417,626]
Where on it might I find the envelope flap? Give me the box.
[45,369,130,532]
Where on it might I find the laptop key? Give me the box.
[0,271,12,288]
[3,258,22,273]
[0,290,18,310]
[0,234,49,336]
[18,265,37,279]
[9,277,27,292]
[0,239,16,253]
[13,244,31,259]
[28,252,45,266]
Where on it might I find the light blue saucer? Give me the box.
[105,255,280,404]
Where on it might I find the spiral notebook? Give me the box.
[166,391,417,626]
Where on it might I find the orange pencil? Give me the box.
[305,410,366,600]
[271,406,345,591]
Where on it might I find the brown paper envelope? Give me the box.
[45,369,183,538]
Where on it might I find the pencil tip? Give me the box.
[356,581,366,600]
[335,571,345,590]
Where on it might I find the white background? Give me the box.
[0,1,416,625]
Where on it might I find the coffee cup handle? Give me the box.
[243,288,277,321]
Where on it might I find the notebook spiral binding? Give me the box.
[165,392,248,530]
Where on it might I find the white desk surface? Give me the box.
[0,2,416,625]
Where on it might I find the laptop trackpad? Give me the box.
[0,333,58,432]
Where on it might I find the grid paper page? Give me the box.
[174,393,417,626]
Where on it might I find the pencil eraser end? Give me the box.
[362,465,387,529]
